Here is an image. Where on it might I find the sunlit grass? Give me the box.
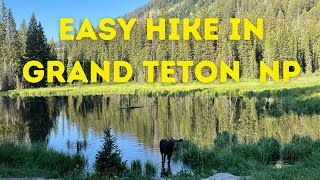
[2,74,320,97]
[0,143,85,178]
[174,133,320,179]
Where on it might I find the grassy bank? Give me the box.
[2,134,320,179]
[2,74,320,97]
[84,132,320,180]
[0,143,85,178]
[173,132,320,179]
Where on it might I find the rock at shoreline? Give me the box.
[202,173,240,180]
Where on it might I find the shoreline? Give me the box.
[1,75,320,98]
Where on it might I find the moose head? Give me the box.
[171,137,183,151]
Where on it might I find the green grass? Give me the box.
[2,74,320,97]
[145,161,157,177]
[173,133,320,179]
[252,151,320,180]
[0,143,86,178]
[3,135,318,179]
[130,160,142,176]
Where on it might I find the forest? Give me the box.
[1,0,320,91]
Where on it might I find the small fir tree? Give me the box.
[94,126,127,177]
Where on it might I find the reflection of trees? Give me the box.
[0,97,29,143]
[21,97,52,143]
[1,94,320,146]
[58,95,320,146]
[0,97,54,143]
[246,85,320,117]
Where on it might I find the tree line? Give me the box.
[59,0,320,84]
[1,0,320,90]
[0,0,56,90]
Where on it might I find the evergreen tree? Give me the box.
[7,8,15,44]
[94,126,127,177]
[48,38,57,60]
[1,0,7,30]
[25,13,50,88]
[0,1,22,90]
[18,19,27,54]
[0,0,8,90]
[12,31,23,89]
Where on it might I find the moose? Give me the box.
[160,138,183,168]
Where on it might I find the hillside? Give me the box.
[2,0,320,90]
[123,0,320,20]
[123,0,215,19]
[55,0,320,85]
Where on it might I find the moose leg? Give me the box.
[161,153,165,167]
[167,154,172,169]
[163,154,167,168]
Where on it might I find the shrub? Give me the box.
[257,137,280,164]
[145,160,157,176]
[229,143,260,162]
[94,126,127,177]
[214,131,231,148]
[175,140,205,167]
[216,146,241,170]
[281,135,313,162]
[174,140,217,169]
[130,160,142,176]
[214,131,238,148]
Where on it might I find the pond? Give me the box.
[0,93,320,175]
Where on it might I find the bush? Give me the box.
[145,161,157,176]
[174,140,216,168]
[229,143,260,162]
[130,160,142,176]
[281,135,314,162]
[257,137,280,164]
[214,131,231,148]
[312,139,320,151]
[94,127,127,177]
[214,131,238,148]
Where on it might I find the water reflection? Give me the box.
[1,94,320,174]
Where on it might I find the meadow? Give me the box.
[2,74,320,98]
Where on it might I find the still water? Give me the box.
[1,93,320,174]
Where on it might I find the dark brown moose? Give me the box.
[159,138,183,168]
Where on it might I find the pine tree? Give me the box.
[1,0,7,30]
[12,31,23,89]
[7,8,15,44]
[18,19,27,54]
[94,126,127,177]
[25,13,50,88]
[48,38,57,60]
[0,1,22,90]
[0,0,8,90]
